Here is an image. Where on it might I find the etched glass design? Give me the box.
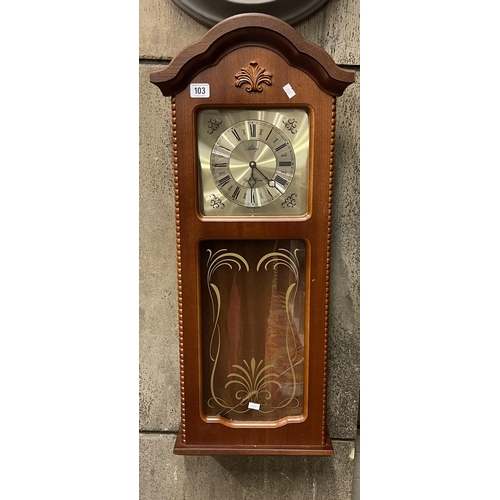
[200,239,307,426]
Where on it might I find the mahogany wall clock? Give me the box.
[150,13,355,455]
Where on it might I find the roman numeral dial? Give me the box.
[210,119,296,208]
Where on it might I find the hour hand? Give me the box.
[247,174,257,188]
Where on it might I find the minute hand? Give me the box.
[254,165,272,183]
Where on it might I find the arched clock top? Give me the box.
[150,13,355,97]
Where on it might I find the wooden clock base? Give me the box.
[173,432,334,456]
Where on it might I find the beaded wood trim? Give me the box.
[322,97,336,444]
[171,97,187,444]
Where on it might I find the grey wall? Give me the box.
[139,1,359,498]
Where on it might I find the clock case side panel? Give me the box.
[170,96,188,445]
[169,45,338,455]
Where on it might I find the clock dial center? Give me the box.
[229,140,276,188]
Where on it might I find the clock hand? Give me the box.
[247,161,257,188]
[245,163,258,203]
[249,161,273,186]
[253,165,271,183]
[247,172,257,188]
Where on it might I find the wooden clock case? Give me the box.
[150,13,354,455]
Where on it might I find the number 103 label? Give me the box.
[190,83,210,98]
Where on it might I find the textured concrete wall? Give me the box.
[139,0,359,63]
[140,1,359,498]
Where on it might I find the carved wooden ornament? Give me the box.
[235,61,272,92]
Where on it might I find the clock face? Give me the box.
[198,109,309,216]
[211,119,295,208]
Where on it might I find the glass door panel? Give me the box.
[200,239,307,425]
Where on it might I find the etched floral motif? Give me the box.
[207,118,222,134]
[205,246,303,417]
[210,194,225,209]
[281,193,297,208]
[282,118,298,134]
[225,358,281,406]
[235,61,272,92]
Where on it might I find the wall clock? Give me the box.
[150,13,355,455]
[172,0,329,27]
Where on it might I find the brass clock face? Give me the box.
[197,108,309,216]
